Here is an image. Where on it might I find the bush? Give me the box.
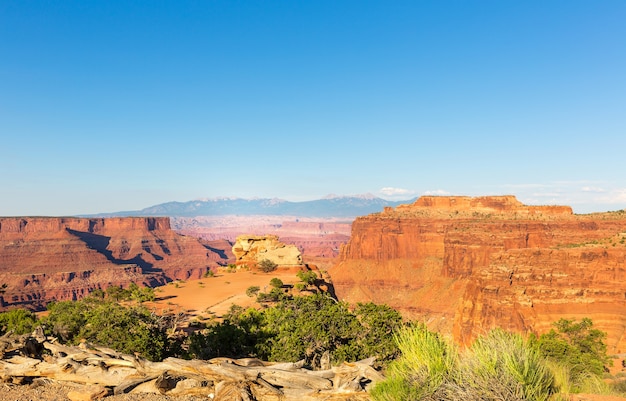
[258,259,278,273]
[353,302,404,365]
[187,322,252,359]
[269,278,283,288]
[106,285,131,301]
[245,286,260,297]
[188,294,403,369]
[533,318,609,391]
[128,282,156,302]
[43,297,170,361]
[371,326,557,401]
[461,329,556,401]
[256,287,287,303]
[371,323,456,401]
[296,270,318,285]
[0,308,39,335]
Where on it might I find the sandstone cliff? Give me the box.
[0,217,231,310]
[331,196,626,353]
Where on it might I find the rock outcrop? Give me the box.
[0,217,231,310]
[232,235,303,268]
[331,196,626,352]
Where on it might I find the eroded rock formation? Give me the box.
[0,217,231,310]
[232,235,303,268]
[331,195,626,352]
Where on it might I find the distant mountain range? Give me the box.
[93,194,417,218]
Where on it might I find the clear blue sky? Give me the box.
[1,1,625,216]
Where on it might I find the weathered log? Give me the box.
[0,333,383,399]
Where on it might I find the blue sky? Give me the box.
[1,1,625,216]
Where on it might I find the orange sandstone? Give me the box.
[331,196,626,352]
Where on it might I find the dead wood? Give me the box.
[0,331,384,399]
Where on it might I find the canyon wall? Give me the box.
[0,217,231,310]
[331,196,626,352]
[172,216,351,258]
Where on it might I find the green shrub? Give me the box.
[187,322,252,359]
[43,297,170,361]
[106,285,131,301]
[296,270,318,285]
[353,302,404,364]
[0,308,39,335]
[90,288,105,299]
[44,298,93,341]
[533,318,609,391]
[188,294,403,369]
[245,286,260,297]
[269,277,283,288]
[258,259,278,273]
[256,287,287,303]
[128,282,155,302]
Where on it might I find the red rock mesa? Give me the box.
[331,196,626,352]
[0,217,229,310]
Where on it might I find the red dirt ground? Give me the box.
[146,268,303,320]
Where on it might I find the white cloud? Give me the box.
[581,186,606,193]
[379,187,416,197]
[423,189,451,196]
[498,181,626,213]
[595,188,626,204]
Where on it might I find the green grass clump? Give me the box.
[370,323,457,401]
[372,326,557,401]
[460,329,557,401]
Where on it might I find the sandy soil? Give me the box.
[146,267,304,320]
[0,381,209,401]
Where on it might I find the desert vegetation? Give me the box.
[371,318,622,401]
[0,279,624,400]
[0,285,403,368]
[187,293,403,369]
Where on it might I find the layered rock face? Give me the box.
[332,196,626,352]
[0,217,230,310]
[172,216,351,258]
[232,235,303,269]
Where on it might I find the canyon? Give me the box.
[2,195,626,356]
[331,195,626,353]
[171,215,351,258]
[0,217,230,310]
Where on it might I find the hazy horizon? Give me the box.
[2,1,625,216]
